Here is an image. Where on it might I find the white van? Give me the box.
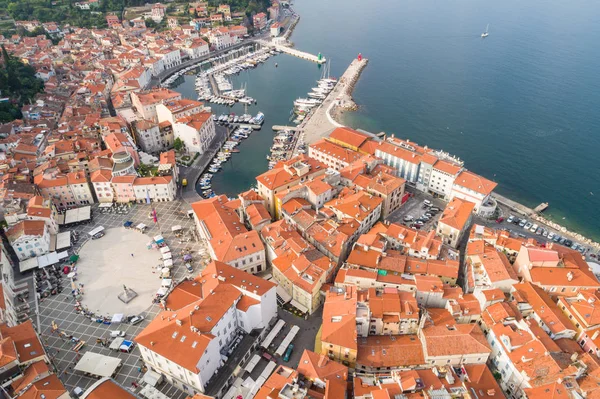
[88,226,105,239]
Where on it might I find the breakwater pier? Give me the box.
[292,57,369,150]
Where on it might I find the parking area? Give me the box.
[267,307,323,368]
[16,201,205,398]
[387,188,446,231]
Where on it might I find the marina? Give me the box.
[193,46,281,107]
[197,111,266,198]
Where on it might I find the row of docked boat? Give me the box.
[161,63,208,87]
[221,49,280,76]
[267,129,298,169]
[216,111,264,126]
[291,78,338,124]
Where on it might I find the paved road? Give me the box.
[179,124,229,203]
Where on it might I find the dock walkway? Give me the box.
[272,125,299,132]
[257,39,326,64]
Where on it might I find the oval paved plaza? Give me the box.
[76,227,164,315]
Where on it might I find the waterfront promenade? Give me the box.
[295,58,368,147]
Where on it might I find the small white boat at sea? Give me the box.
[481,24,489,38]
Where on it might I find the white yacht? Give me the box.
[481,24,489,38]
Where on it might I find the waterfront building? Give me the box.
[253,12,267,30]
[449,170,497,216]
[256,155,328,216]
[156,99,205,124]
[268,5,279,21]
[428,159,462,199]
[131,88,182,122]
[135,261,277,396]
[177,38,210,59]
[270,23,282,37]
[436,197,475,248]
[191,195,266,274]
[171,111,215,155]
[374,139,423,183]
[309,138,365,171]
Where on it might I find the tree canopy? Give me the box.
[0,46,44,122]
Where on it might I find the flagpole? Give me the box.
[147,188,162,233]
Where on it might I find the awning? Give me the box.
[56,232,71,250]
[61,206,91,225]
[139,385,170,399]
[111,314,124,323]
[160,247,171,254]
[162,252,172,260]
[161,279,172,287]
[143,370,163,387]
[99,203,113,208]
[276,285,292,304]
[19,258,38,272]
[137,223,147,230]
[171,225,182,232]
[290,299,309,314]
[163,259,173,268]
[74,352,121,377]
[39,251,68,268]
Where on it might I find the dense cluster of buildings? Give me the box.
[129,125,596,399]
[2,2,599,398]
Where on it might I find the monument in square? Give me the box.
[118,284,138,304]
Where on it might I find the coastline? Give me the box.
[284,7,599,252]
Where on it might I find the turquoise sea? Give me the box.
[176,0,600,240]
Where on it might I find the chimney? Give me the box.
[318,355,328,368]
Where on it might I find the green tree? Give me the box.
[173,137,184,152]
[0,45,44,122]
